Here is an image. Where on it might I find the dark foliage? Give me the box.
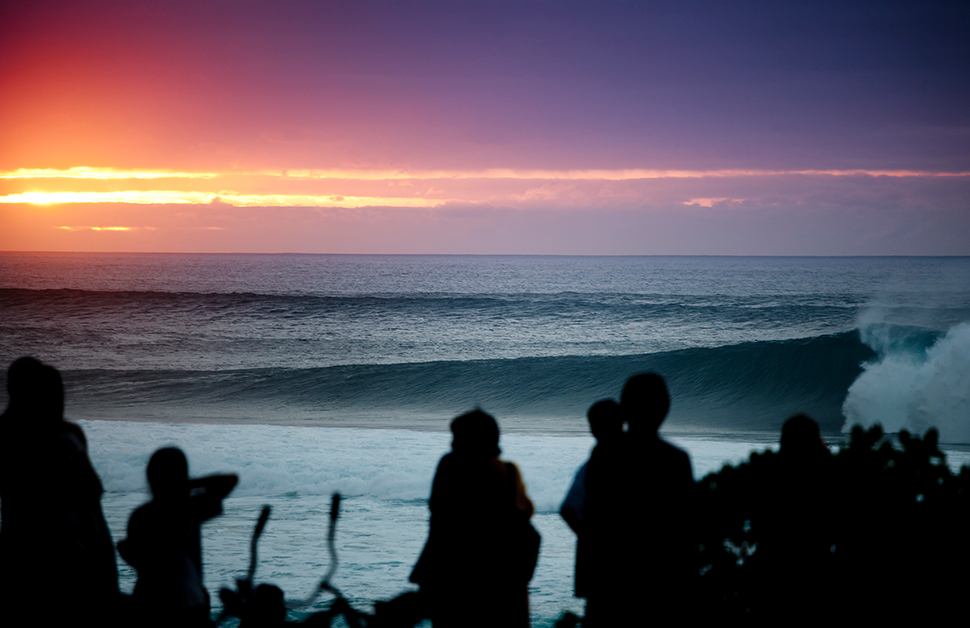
[695,424,970,623]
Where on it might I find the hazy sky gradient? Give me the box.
[2,0,968,254]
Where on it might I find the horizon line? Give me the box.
[3,250,968,258]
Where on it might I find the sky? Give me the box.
[1,0,968,255]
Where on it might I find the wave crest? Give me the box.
[842,321,970,443]
[58,332,874,436]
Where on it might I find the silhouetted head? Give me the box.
[450,409,501,458]
[780,413,827,458]
[587,399,623,443]
[4,356,64,423]
[147,447,189,499]
[620,373,670,435]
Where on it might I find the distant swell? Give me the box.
[0,286,856,319]
[61,332,875,436]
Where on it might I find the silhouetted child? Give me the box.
[0,357,119,626]
[583,373,695,627]
[410,410,537,628]
[560,399,623,599]
[119,447,237,628]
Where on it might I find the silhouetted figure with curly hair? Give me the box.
[0,357,119,626]
[410,410,538,628]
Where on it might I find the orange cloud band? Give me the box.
[3,167,969,182]
[0,168,218,180]
[57,226,134,231]
[2,167,967,209]
[0,191,448,207]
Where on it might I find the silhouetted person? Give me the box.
[561,399,623,599]
[119,447,238,628]
[780,413,828,460]
[410,410,537,628]
[583,373,695,627]
[748,413,834,623]
[0,357,119,626]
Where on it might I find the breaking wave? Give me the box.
[58,331,874,436]
[842,321,970,443]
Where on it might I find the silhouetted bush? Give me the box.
[695,424,970,623]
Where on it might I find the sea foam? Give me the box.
[842,320,970,443]
[80,420,767,624]
[81,420,763,511]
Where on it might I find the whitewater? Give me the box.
[2,253,970,625]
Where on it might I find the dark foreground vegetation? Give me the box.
[693,423,970,625]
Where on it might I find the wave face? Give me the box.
[3,254,969,438]
[58,331,874,436]
[843,321,970,443]
[0,286,861,371]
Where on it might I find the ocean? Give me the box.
[2,252,970,625]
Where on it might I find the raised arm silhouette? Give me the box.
[119,446,237,628]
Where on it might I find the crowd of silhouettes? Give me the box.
[0,358,236,628]
[2,356,969,627]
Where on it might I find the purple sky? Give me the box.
[1,0,968,254]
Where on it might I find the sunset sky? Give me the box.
[2,0,968,254]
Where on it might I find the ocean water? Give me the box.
[88,421,778,624]
[2,253,970,625]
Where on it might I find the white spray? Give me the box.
[842,319,970,443]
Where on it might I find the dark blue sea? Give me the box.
[2,253,969,624]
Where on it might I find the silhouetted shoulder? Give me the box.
[657,438,693,479]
